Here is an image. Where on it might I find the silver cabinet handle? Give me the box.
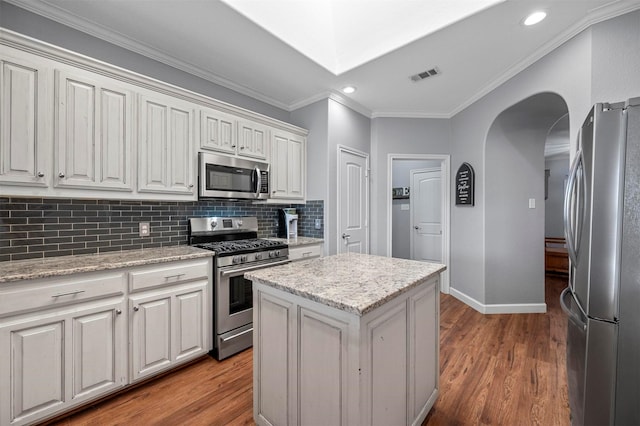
[414,226,419,230]
[58,172,65,178]
[52,290,84,298]
[37,172,45,177]
[133,306,139,312]
[164,273,185,281]
[115,309,122,315]
[188,184,194,188]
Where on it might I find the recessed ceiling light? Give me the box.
[523,11,547,26]
[342,86,357,94]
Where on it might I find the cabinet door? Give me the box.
[0,315,65,426]
[270,131,306,200]
[173,281,208,362]
[129,291,173,381]
[55,70,132,190]
[237,119,268,160]
[138,93,195,195]
[287,135,305,199]
[70,300,127,403]
[129,281,208,382]
[0,298,125,426]
[0,54,50,187]
[200,108,236,154]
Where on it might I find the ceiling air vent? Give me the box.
[410,67,440,82]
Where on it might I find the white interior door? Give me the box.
[410,168,442,262]
[338,147,369,254]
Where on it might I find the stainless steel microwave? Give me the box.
[198,152,269,200]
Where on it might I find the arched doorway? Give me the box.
[484,92,569,310]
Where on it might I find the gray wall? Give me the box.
[0,1,290,122]
[370,118,452,258]
[545,154,570,238]
[444,28,593,305]
[291,98,371,255]
[591,11,640,105]
[325,99,371,255]
[484,93,568,305]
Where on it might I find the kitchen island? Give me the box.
[246,252,446,426]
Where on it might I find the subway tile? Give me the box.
[73,248,98,256]
[13,252,44,261]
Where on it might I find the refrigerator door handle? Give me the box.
[564,150,583,265]
[560,287,587,332]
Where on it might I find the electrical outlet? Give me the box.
[314,219,322,230]
[139,222,150,237]
[528,198,536,209]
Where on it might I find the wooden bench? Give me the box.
[545,237,569,275]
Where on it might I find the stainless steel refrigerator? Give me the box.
[561,97,640,425]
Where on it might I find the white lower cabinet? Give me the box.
[287,243,323,262]
[0,257,212,426]
[129,280,209,382]
[0,273,127,426]
[253,275,439,426]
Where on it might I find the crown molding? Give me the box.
[3,0,291,111]
[6,0,640,119]
[449,1,640,117]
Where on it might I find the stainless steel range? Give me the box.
[189,217,289,360]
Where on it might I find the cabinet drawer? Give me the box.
[289,244,323,262]
[0,273,125,317]
[129,259,209,292]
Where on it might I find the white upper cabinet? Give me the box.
[270,130,306,201]
[54,69,133,191]
[200,107,237,155]
[138,92,196,196]
[0,51,51,187]
[237,119,269,160]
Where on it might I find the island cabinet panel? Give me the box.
[254,292,295,426]
[252,272,441,426]
[365,303,408,426]
[298,308,349,426]
[409,285,439,420]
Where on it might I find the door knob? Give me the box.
[414,226,419,230]
[341,233,351,239]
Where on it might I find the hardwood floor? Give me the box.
[46,275,569,426]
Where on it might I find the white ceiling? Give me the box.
[6,0,640,118]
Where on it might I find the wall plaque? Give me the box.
[456,162,475,206]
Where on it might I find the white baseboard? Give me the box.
[449,288,547,314]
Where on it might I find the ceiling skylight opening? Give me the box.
[523,11,547,26]
[342,86,357,94]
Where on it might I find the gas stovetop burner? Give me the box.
[194,238,286,255]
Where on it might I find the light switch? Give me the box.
[528,198,536,209]
[401,204,410,211]
[314,219,322,229]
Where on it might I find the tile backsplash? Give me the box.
[0,197,324,262]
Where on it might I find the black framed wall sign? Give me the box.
[455,162,475,206]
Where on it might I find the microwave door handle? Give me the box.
[255,167,261,198]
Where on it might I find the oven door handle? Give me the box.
[220,327,253,343]
[220,259,290,277]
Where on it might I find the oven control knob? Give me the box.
[242,255,248,262]
[210,220,218,229]
[255,253,262,260]
[268,251,275,258]
[274,250,281,257]
[237,220,243,227]
[232,256,240,264]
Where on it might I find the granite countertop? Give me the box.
[246,252,446,316]
[266,236,324,247]
[0,246,214,284]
